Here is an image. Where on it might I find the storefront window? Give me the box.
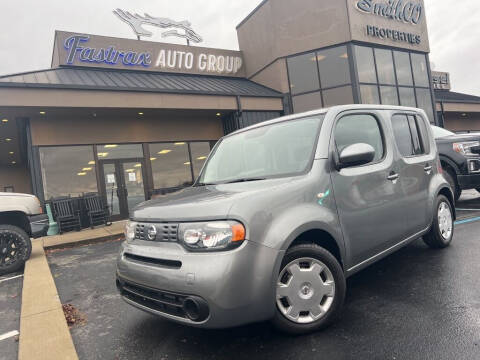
[97,144,143,160]
[40,146,97,199]
[399,87,416,107]
[360,85,380,104]
[394,51,413,86]
[375,49,396,85]
[416,88,435,123]
[411,53,430,88]
[317,46,351,88]
[190,142,211,179]
[149,142,193,190]
[380,86,399,105]
[292,92,322,113]
[323,86,354,107]
[287,52,320,95]
[355,46,377,84]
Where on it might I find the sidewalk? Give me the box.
[40,221,126,249]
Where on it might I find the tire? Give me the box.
[0,225,32,276]
[271,244,346,335]
[443,170,461,202]
[423,195,455,249]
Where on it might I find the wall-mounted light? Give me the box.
[216,113,222,117]
[82,167,92,171]
[104,144,118,148]
[462,113,467,117]
[134,163,142,168]
[77,172,87,176]
[9,151,14,155]
[150,157,157,161]
[39,111,46,115]
[174,142,186,146]
[5,138,12,142]
[184,162,191,165]
[2,119,8,123]
[97,152,109,157]
[197,156,207,160]
[138,112,144,116]
[158,150,172,154]
[11,161,16,165]
[88,161,95,165]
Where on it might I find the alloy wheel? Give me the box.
[0,232,24,268]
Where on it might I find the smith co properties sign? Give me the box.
[354,0,425,46]
[52,31,245,77]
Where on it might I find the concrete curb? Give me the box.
[18,240,78,360]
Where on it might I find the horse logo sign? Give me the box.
[113,9,203,44]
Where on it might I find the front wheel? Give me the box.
[271,244,346,334]
[423,195,455,249]
[0,225,32,275]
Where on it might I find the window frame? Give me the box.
[332,111,387,168]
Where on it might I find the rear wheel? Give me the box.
[0,225,32,275]
[272,244,345,334]
[423,195,454,249]
[443,170,461,202]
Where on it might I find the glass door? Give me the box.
[99,159,146,220]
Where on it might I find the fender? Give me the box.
[439,155,461,174]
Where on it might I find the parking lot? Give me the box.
[2,192,480,360]
[43,192,480,360]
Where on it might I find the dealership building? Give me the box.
[1,0,479,220]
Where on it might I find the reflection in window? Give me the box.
[394,51,413,86]
[292,92,322,113]
[399,87,416,107]
[317,46,351,88]
[190,142,211,179]
[40,146,97,199]
[391,114,415,157]
[380,86,399,105]
[287,52,320,95]
[416,88,434,123]
[375,49,396,85]
[335,114,384,162]
[355,46,377,83]
[149,143,193,189]
[360,85,380,104]
[411,53,429,87]
[97,144,143,160]
[323,86,354,107]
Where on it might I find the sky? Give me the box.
[0,0,479,94]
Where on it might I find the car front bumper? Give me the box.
[116,240,283,329]
[28,214,49,238]
[457,173,480,190]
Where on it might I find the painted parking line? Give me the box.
[0,330,19,341]
[456,208,480,211]
[0,274,24,284]
[455,216,480,225]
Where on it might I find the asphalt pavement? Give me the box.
[0,271,23,360]
[46,198,480,360]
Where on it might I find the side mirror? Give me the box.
[337,143,376,169]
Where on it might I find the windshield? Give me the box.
[197,115,324,185]
[431,125,454,139]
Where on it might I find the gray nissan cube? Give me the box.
[116,105,455,334]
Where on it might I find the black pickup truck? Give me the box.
[432,125,480,201]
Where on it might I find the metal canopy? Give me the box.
[435,90,480,104]
[0,67,282,98]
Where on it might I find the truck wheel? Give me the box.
[0,225,32,275]
[272,244,346,334]
[443,170,461,202]
[423,195,455,249]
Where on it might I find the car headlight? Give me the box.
[124,220,138,242]
[179,221,245,251]
[453,141,480,156]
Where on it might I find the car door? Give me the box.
[390,113,435,234]
[330,111,408,268]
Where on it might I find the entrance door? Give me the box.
[99,159,146,221]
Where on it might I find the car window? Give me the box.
[334,114,384,163]
[392,114,426,157]
[415,115,431,153]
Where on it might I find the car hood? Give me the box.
[436,134,480,143]
[131,178,292,222]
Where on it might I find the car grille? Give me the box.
[117,278,189,319]
[134,223,179,242]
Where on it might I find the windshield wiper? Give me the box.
[224,177,267,184]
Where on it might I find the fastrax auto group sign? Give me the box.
[355,0,423,25]
[52,31,245,77]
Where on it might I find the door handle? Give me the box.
[424,164,433,172]
[387,173,399,181]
